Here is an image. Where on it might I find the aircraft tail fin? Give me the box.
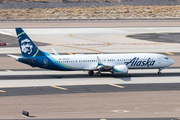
[16,28,45,57]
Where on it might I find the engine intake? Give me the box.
[113,65,128,74]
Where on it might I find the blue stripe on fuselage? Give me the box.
[18,52,74,71]
[43,52,74,71]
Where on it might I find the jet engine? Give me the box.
[112,65,128,74]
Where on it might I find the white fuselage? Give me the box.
[51,53,174,71]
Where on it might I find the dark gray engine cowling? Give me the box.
[113,65,128,74]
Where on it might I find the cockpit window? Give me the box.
[165,57,169,59]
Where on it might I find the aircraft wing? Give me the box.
[84,56,113,71]
[96,56,112,70]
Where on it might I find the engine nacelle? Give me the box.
[113,65,128,74]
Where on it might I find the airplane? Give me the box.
[7,28,175,76]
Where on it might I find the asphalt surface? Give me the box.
[6,118,180,120]
[1,0,180,9]
[127,33,180,43]
[1,31,180,47]
[0,33,49,47]
[1,83,180,97]
[1,20,180,29]
[0,71,180,79]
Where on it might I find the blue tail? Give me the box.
[16,28,45,57]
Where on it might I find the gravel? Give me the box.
[0,0,180,9]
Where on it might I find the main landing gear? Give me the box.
[88,71,102,76]
[96,71,102,77]
[88,71,94,76]
[110,69,114,75]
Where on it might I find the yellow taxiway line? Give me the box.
[165,52,174,55]
[68,53,74,55]
[55,44,103,53]
[51,86,68,90]
[69,34,111,48]
[109,84,125,88]
[0,90,6,92]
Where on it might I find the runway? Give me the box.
[1,83,180,97]
[0,22,180,119]
[1,85,180,119]
[0,69,180,88]
[5,116,179,120]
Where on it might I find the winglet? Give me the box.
[51,47,59,55]
[97,56,103,66]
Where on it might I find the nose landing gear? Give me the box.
[158,68,162,75]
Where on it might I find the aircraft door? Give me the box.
[158,58,161,64]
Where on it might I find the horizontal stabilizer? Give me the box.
[21,58,37,62]
[7,54,21,60]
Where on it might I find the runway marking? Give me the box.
[51,86,68,90]
[0,90,6,92]
[111,110,130,113]
[158,33,169,35]
[5,70,12,72]
[55,44,103,53]
[165,52,174,55]
[57,43,161,47]
[109,84,125,88]
[69,34,111,49]
[68,53,74,55]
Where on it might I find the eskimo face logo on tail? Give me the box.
[21,39,33,55]
[124,57,155,67]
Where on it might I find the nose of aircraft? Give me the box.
[169,59,175,65]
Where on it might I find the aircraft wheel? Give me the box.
[110,70,114,75]
[158,68,162,75]
[88,71,94,76]
[96,72,102,77]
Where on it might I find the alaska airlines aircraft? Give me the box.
[8,28,175,76]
